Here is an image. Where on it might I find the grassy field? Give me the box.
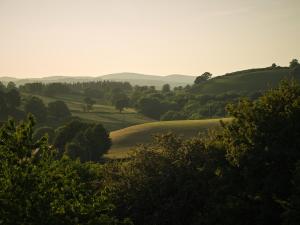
[199,68,297,94]
[21,93,154,131]
[105,118,231,158]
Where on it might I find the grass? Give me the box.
[21,93,154,131]
[199,68,297,94]
[105,118,231,159]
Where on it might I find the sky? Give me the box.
[0,0,299,78]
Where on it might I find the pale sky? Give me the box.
[0,0,299,78]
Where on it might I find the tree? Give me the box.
[0,82,6,92]
[194,72,212,84]
[222,80,300,224]
[83,97,95,112]
[82,124,111,161]
[24,96,47,123]
[271,63,277,69]
[6,81,16,90]
[290,65,300,77]
[48,100,71,120]
[54,120,111,162]
[5,89,21,109]
[0,116,131,224]
[137,97,163,119]
[114,96,130,113]
[33,126,55,143]
[160,110,186,121]
[290,59,299,68]
[162,84,171,93]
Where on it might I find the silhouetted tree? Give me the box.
[24,97,47,123]
[48,100,71,120]
[290,59,299,68]
[162,84,171,92]
[194,72,212,84]
[114,96,130,113]
[5,89,21,109]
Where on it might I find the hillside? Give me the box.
[0,73,196,89]
[106,118,231,158]
[22,93,154,131]
[197,67,295,94]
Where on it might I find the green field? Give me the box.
[21,93,154,131]
[105,118,231,158]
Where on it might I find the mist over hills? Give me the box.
[0,73,196,88]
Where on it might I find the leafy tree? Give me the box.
[137,97,163,119]
[54,120,111,162]
[160,110,186,121]
[24,96,47,123]
[5,89,21,109]
[6,81,16,90]
[114,96,130,113]
[222,80,300,224]
[290,59,299,68]
[0,82,6,92]
[48,100,71,120]
[33,126,55,143]
[0,116,130,225]
[271,63,277,69]
[291,65,300,77]
[194,72,212,84]
[162,84,171,93]
[83,97,95,112]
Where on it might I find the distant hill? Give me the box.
[1,67,298,92]
[101,73,196,87]
[0,73,196,89]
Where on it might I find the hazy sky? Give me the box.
[0,0,299,78]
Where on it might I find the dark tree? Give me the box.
[271,63,277,69]
[290,59,299,68]
[83,97,96,112]
[24,96,47,123]
[6,81,16,90]
[114,96,130,113]
[162,84,171,93]
[5,89,21,109]
[48,100,71,120]
[54,120,111,161]
[0,116,130,225]
[194,72,212,84]
[137,97,162,119]
[291,65,300,77]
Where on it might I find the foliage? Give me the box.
[54,120,111,162]
[290,59,299,69]
[194,72,212,84]
[114,95,130,113]
[33,126,55,143]
[24,96,48,123]
[84,97,96,112]
[0,116,131,225]
[48,100,71,120]
[105,79,300,225]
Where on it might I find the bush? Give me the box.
[160,110,186,121]
[0,116,131,225]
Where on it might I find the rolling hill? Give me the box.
[196,67,296,94]
[0,73,196,89]
[106,118,231,158]
[22,93,154,131]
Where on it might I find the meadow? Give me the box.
[106,118,231,158]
